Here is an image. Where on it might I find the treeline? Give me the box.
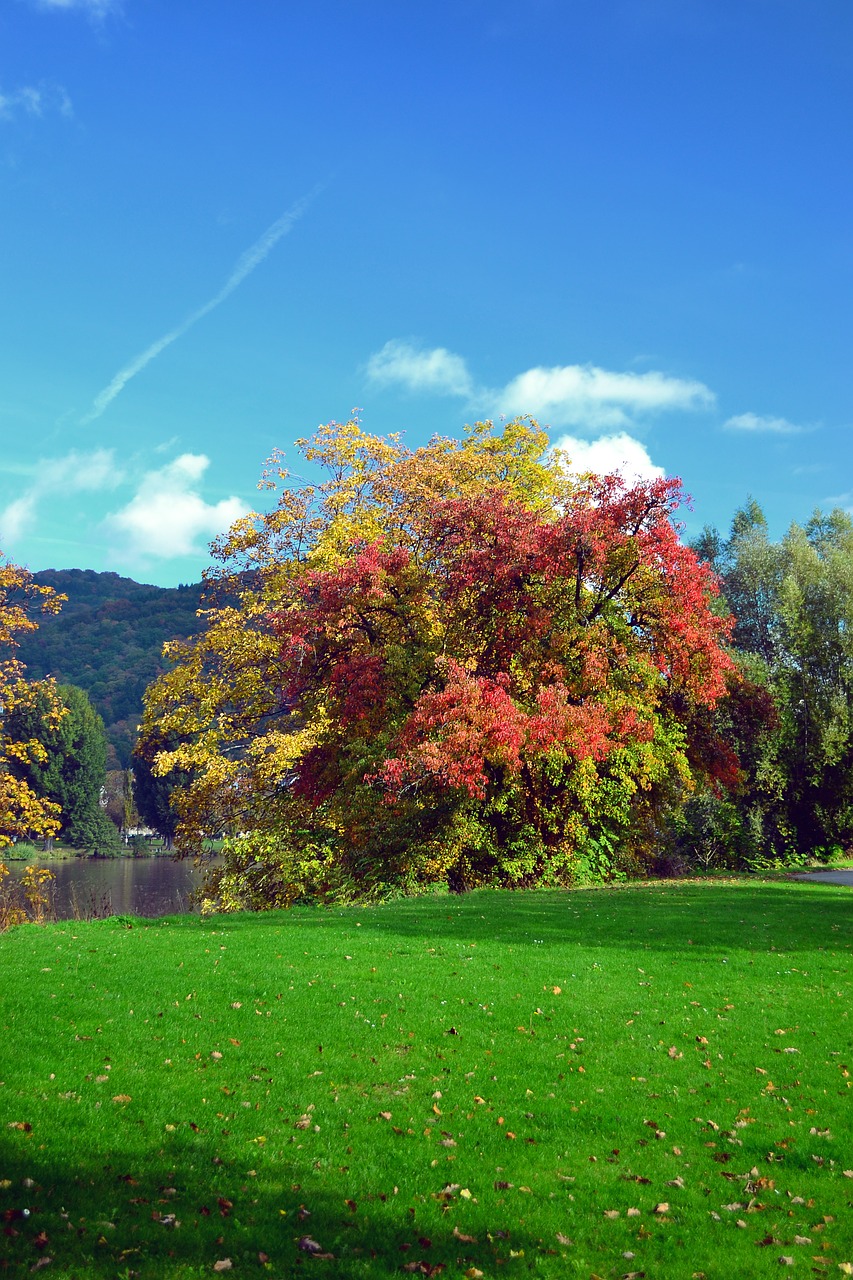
[17,569,203,768]
[4,445,853,878]
[680,499,853,869]
[1,566,200,855]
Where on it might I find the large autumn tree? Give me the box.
[140,417,734,907]
[0,553,65,847]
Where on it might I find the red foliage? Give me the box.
[271,473,736,808]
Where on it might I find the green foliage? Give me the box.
[4,682,115,851]
[132,730,191,848]
[692,501,853,864]
[16,569,203,767]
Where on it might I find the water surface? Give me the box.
[4,855,216,919]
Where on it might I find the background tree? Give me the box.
[690,501,853,864]
[140,417,734,907]
[0,553,65,847]
[102,768,139,836]
[132,731,189,850]
[4,682,119,854]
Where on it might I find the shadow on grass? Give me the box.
[165,881,853,960]
[0,1144,555,1278]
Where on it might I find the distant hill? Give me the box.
[18,569,204,768]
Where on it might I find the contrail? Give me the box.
[83,188,320,422]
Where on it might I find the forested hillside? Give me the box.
[17,570,203,768]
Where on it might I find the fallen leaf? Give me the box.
[627,1207,640,1217]
[556,1232,573,1245]
[654,1203,670,1214]
[379,1111,392,1121]
[453,1226,477,1243]
[212,1262,232,1273]
[604,1209,620,1219]
[793,1235,811,1245]
[297,1237,324,1253]
[778,1258,794,1267]
[112,1095,131,1104]
[667,1177,686,1189]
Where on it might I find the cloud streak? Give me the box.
[0,81,73,122]
[84,188,321,422]
[31,0,121,17]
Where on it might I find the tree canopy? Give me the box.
[140,417,735,906]
[4,681,118,853]
[690,500,853,864]
[0,554,65,847]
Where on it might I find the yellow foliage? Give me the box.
[0,554,66,845]
[140,415,566,864]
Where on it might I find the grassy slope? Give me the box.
[0,882,851,1279]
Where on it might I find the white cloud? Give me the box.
[0,448,121,542]
[103,454,248,559]
[723,412,805,435]
[492,363,714,430]
[366,340,714,432]
[552,432,665,485]
[0,81,72,122]
[366,340,475,398]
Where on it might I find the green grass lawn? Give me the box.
[1,881,851,1279]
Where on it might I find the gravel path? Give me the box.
[792,869,853,885]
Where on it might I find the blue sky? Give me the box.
[1,0,851,587]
